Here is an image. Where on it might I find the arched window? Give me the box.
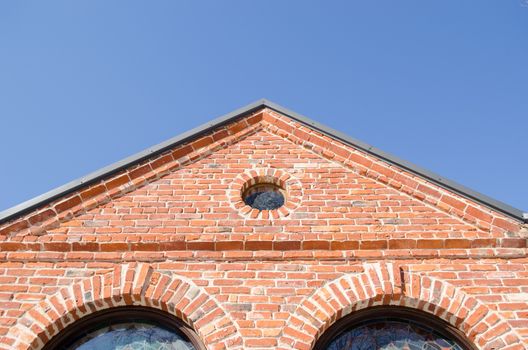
[313,306,477,350]
[42,306,205,350]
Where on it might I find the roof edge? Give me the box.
[0,99,526,225]
[262,100,526,223]
[0,99,268,224]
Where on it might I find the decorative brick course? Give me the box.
[0,106,526,349]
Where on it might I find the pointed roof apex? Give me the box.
[0,99,526,224]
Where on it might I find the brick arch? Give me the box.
[2,263,242,350]
[279,263,523,350]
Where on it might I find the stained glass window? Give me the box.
[66,322,196,350]
[326,319,465,350]
[243,183,285,210]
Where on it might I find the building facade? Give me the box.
[0,100,527,350]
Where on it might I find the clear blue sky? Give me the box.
[1,1,527,213]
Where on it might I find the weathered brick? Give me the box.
[0,105,524,350]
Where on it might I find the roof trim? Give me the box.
[264,101,526,223]
[1,99,526,224]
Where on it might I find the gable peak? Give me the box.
[0,99,525,229]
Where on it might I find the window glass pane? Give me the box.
[67,322,196,350]
[327,319,464,350]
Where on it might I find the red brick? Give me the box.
[216,241,244,251]
[27,209,56,225]
[302,241,330,250]
[360,240,387,250]
[0,220,29,236]
[79,184,106,200]
[150,154,173,169]
[416,240,444,249]
[331,241,359,250]
[186,242,215,251]
[191,136,214,150]
[54,195,82,212]
[0,106,524,350]
[388,239,416,249]
[273,241,301,251]
[171,145,193,160]
[440,195,467,211]
[245,241,273,250]
[128,164,153,180]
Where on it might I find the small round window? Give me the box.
[229,169,303,219]
[243,183,285,210]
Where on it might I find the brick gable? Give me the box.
[0,103,526,350]
[1,108,524,240]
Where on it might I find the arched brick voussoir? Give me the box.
[4,263,242,350]
[279,263,522,350]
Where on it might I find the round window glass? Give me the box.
[315,307,475,350]
[43,307,204,350]
[243,183,285,210]
[67,322,196,350]
[326,319,465,350]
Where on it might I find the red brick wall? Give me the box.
[0,108,526,350]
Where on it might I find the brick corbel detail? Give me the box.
[1,263,242,350]
[278,263,524,350]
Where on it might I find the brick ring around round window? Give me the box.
[229,168,303,219]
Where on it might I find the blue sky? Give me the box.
[0,1,527,213]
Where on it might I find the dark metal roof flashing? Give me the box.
[0,99,526,224]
